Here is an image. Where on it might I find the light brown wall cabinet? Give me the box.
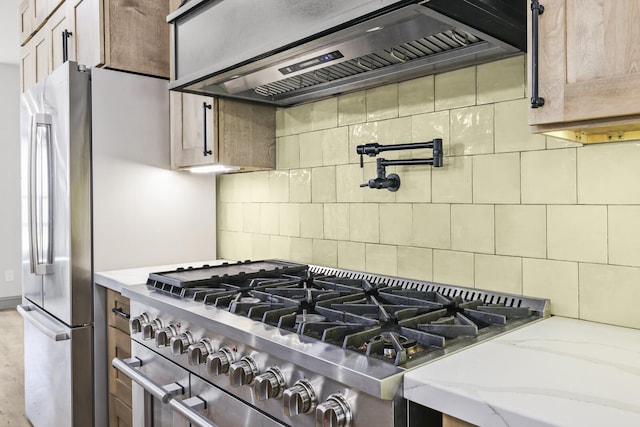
[107,289,132,427]
[20,0,170,92]
[170,92,277,171]
[528,0,640,143]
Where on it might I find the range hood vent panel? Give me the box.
[169,0,525,107]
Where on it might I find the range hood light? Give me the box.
[183,165,240,174]
[366,26,384,32]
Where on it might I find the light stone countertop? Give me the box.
[94,259,229,293]
[403,316,640,427]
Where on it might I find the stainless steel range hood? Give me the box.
[168,0,525,107]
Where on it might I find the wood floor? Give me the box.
[0,309,31,426]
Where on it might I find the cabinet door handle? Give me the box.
[62,30,73,63]
[111,307,130,319]
[530,0,545,108]
[202,102,212,157]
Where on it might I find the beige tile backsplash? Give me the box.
[217,54,640,329]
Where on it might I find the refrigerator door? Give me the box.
[18,304,93,426]
[20,62,92,327]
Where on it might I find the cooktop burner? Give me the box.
[146,260,542,367]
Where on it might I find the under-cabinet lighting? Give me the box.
[183,165,240,174]
[366,26,383,32]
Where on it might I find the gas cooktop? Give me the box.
[145,260,547,368]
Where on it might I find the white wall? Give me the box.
[0,63,22,304]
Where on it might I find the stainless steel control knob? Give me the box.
[229,356,258,387]
[205,347,234,376]
[187,338,213,366]
[170,331,194,356]
[129,313,149,334]
[155,324,178,348]
[316,394,352,427]
[142,318,163,340]
[254,367,286,401]
[283,379,316,417]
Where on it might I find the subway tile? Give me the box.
[289,169,311,203]
[218,231,252,262]
[477,56,525,104]
[365,244,398,276]
[299,131,324,168]
[283,103,312,135]
[451,204,494,254]
[290,238,313,263]
[495,205,546,258]
[217,174,235,203]
[269,170,289,203]
[321,127,350,166]
[450,105,494,155]
[379,204,413,245]
[398,75,434,117]
[608,206,640,267]
[431,156,473,203]
[248,171,270,203]
[259,203,279,235]
[312,239,338,267]
[278,203,300,237]
[494,99,545,153]
[299,203,324,239]
[311,166,336,203]
[577,141,640,204]
[275,108,285,137]
[523,258,578,317]
[338,241,366,271]
[336,164,365,203]
[579,263,640,328]
[218,203,243,232]
[474,254,522,295]
[277,134,300,169]
[395,167,431,203]
[412,111,450,156]
[397,246,433,281]
[546,136,582,150]
[435,67,476,111]
[473,152,520,204]
[251,234,271,260]
[547,205,607,263]
[433,250,474,287]
[413,204,451,250]
[311,98,338,131]
[323,203,350,241]
[349,203,379,243]
[366,84,399,121]
[379,117,413,145]
[242,203,261,233]
[242,173,262,203]
[521,148,577,204]
[269,235,291,260]
[338,91,366,126]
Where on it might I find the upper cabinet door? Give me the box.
[529,0,640,127]
[66,0,103,68]
[170,92,218,170]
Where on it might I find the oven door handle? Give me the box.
[113,357,218,427]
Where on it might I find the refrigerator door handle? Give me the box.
[17,305,70,342]
[28,113,55,276]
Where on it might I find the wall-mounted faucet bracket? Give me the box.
[357,139,443,191]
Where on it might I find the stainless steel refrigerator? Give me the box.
[19,61,216,426]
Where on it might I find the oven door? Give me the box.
[116,341,287,427]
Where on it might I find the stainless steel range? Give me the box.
[115,260,549,427]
